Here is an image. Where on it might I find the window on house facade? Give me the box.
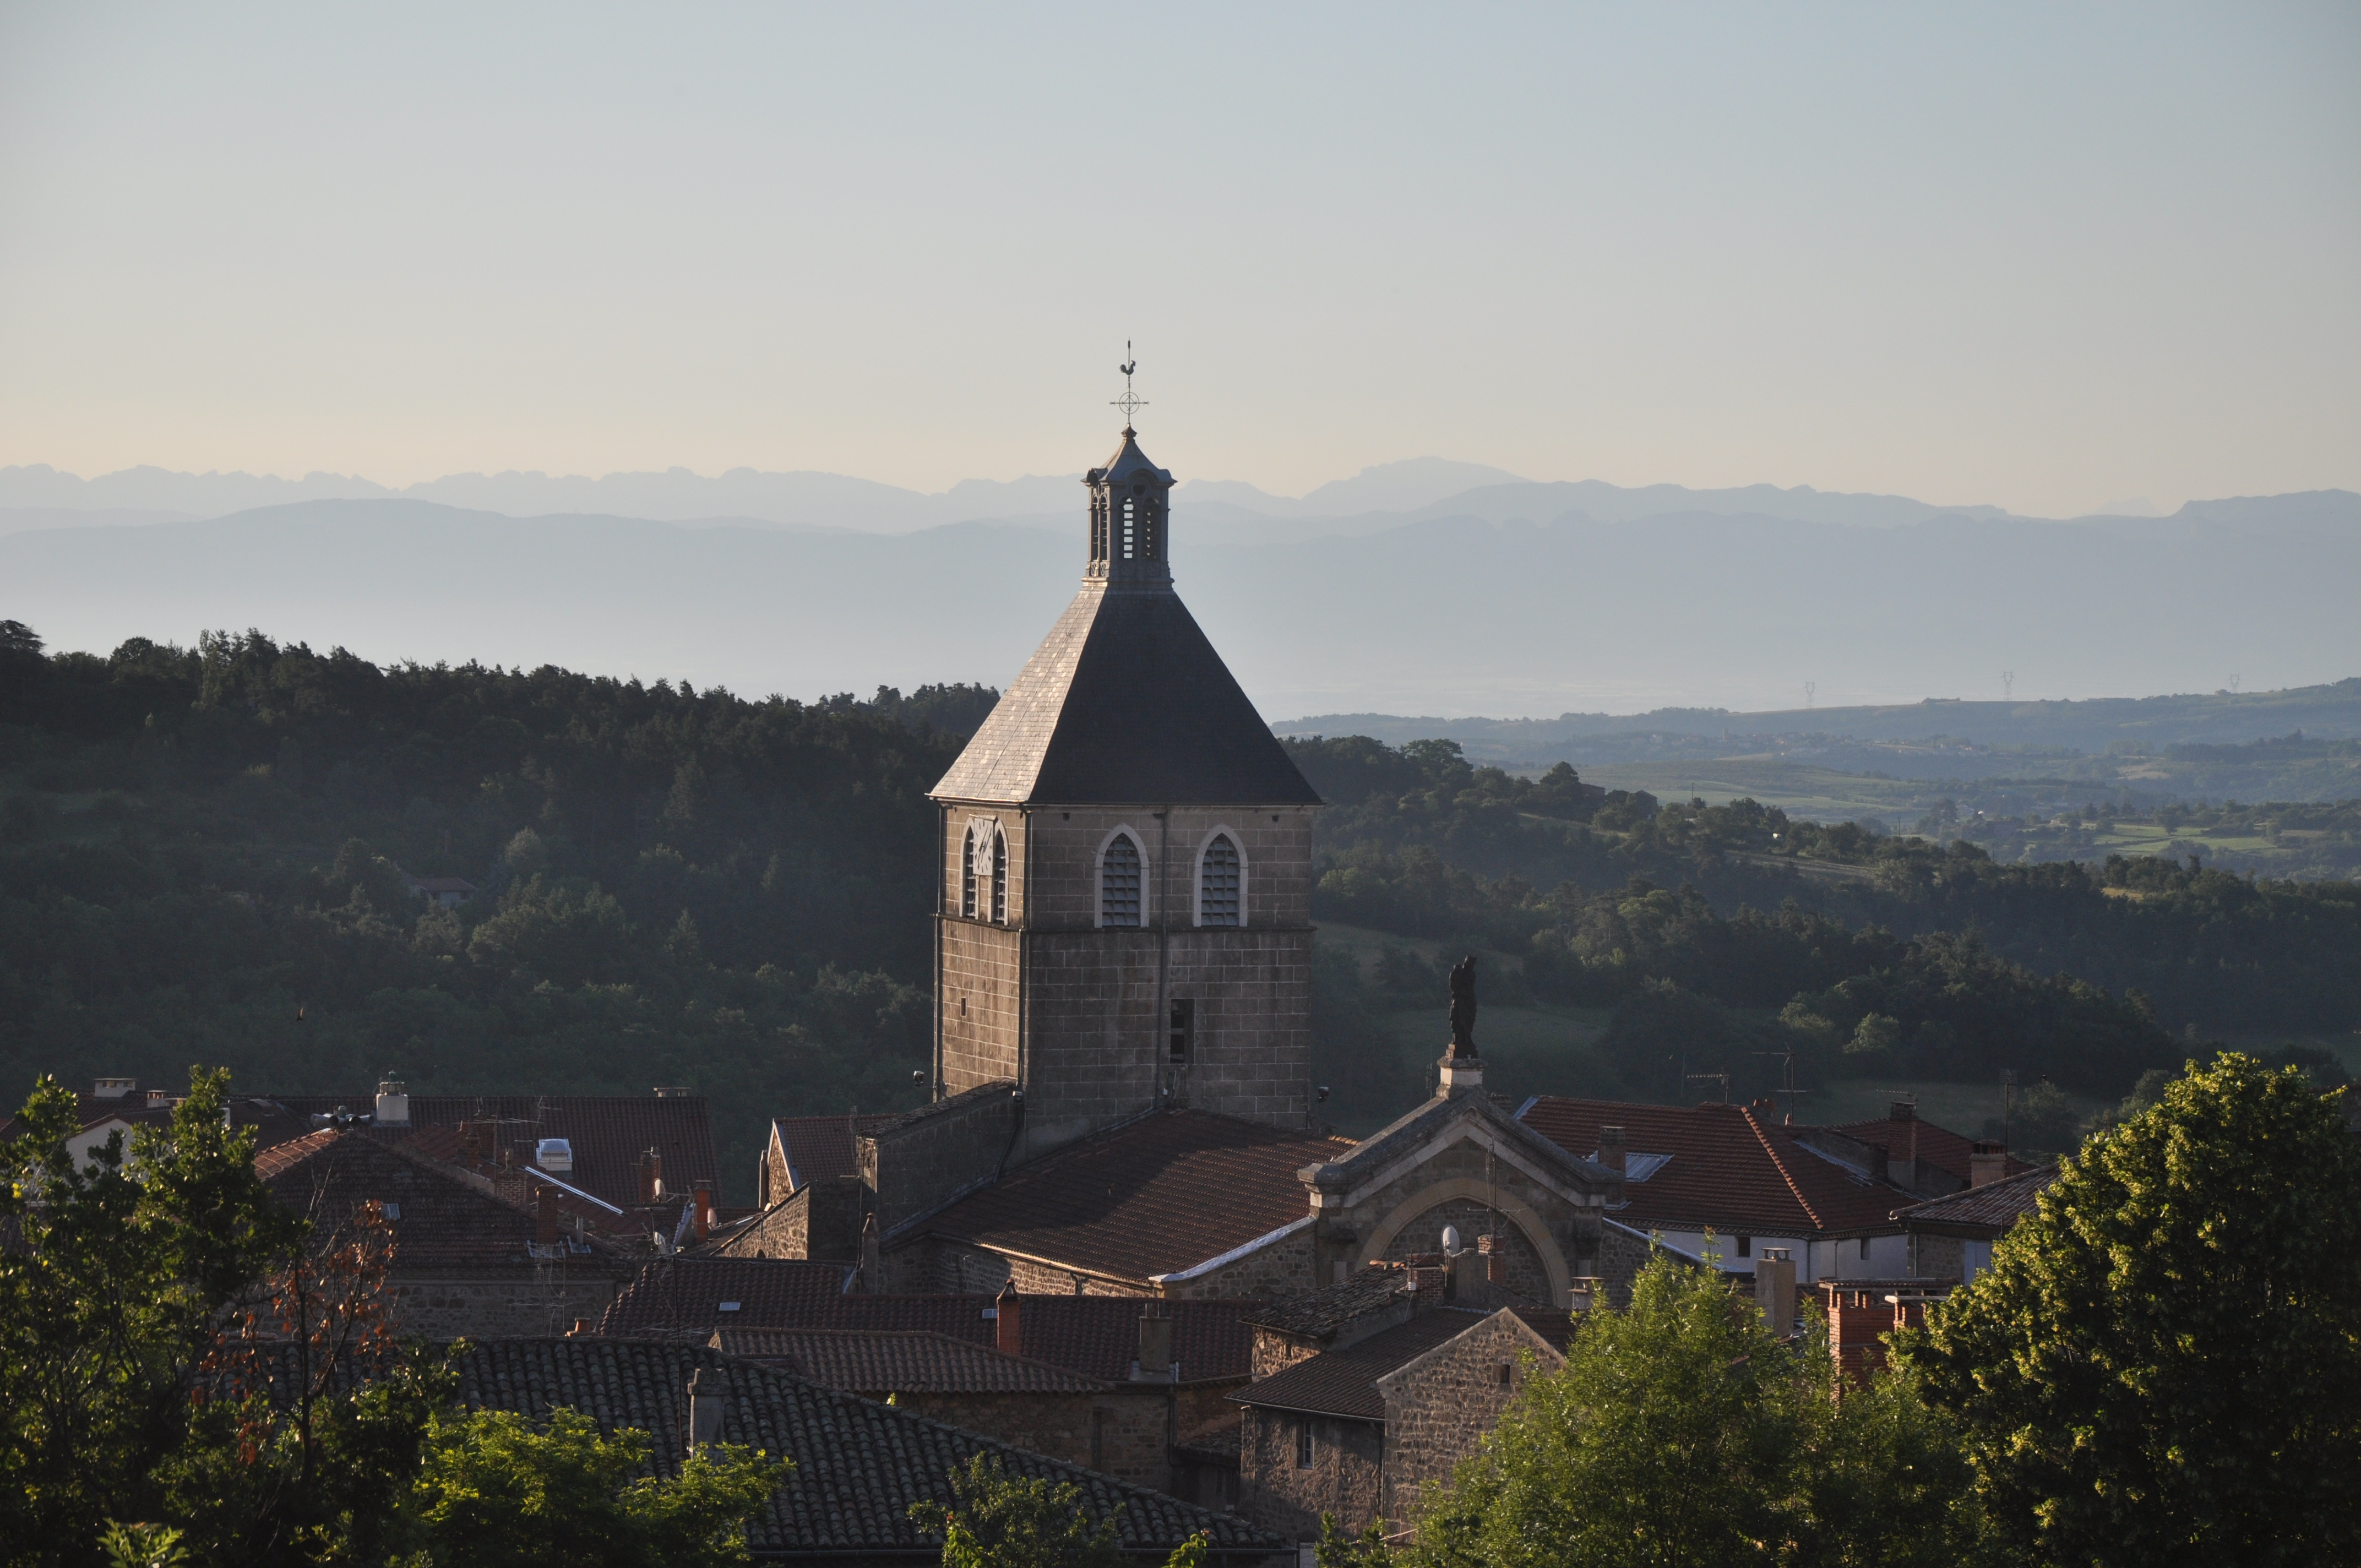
[961,827,977,919]
[1294,1420,1314,1469]
[1169,998,1194,1064]
[1736,1235,1751,1257]
[1858,1236,1870,1261]
[1101,834,1141,926]
[1199,834,1240,927]
[991,830,1008,924]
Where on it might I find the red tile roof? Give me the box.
[256,1129,634,1272]
[916,1110,1352,1283]
[771,1114,896,1192]
[1518,1098,1908,1238]
[709,1328,1108,1395]
[1233,1308,1490,1421]
[594,1262,1259,1382]
[255,1094,718,1214]
[596,1257,857,1335]
[1896,1166,2058,1235]
[1829,1111,2032,1188]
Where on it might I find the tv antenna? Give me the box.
[2229,673,2241,694]
[2003,670,2016,701]
[1684,1068,1731,1104]
[1804,680,1815,710]
[1111,341,1147,432]
[1751,1045,1811,1123]
[2000,1068,2017,1148]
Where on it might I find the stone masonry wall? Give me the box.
[863,1081,1019,1235]
[1160,1225,1317,1300]
[1377,1199,1551,1306]
[1379,1312,1563,1519]
[1239,1407,1387,1541]
[1325,1134,1596,1303]
[714,1186,806,1259]
[392,1270,623,1341]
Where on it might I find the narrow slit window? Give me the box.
[1120,498,1136,559]
[1295,1421,1314,1469]
[961,827,977,919]
[991,831,1008,924]
[1169,998,1194,1064]
[1101,835,1141,927]
[1199,835,1240,927]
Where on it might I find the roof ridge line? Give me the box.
[1742,1106,1825,1231]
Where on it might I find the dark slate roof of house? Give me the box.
[1504,1304,1579,1354]
[243,1093,720,1215]
[1302,1086,1615,1205]
[1830,1112,2031,1188]
[596,1273,1260,1384]
[597,1258,858,1335]
[709,1329,1108,1395]
[255,1128,634,1272]
[1243,1265,1415,1340]
[916,1110,1352,1282]
[1232,1309,1489,1422]
[235,1337,1277,1560]
[771,1114,896,1193]
[930,582,1321,806]
[1518,1098,1911,1238]
[1894,1166,2058,1235]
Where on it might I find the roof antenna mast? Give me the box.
[1112,342,1147,435]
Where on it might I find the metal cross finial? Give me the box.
[1111,341,1147,432]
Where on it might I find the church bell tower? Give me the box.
[928,366,1322,1159]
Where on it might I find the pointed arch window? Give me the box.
[1199,834,1241,927]
[991,830,1008,924]
[961,826,978,919]
[1101,833,1141,927]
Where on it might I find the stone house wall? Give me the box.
[1375,1199,1551,1305]
[715,1186,806,1259]
[1238,1407,1386,1541]
[392,1270,625,1341]
[861,1081,1019,1237]
[1377,1312,1563,1520]
[1906,1230,1966,1281]
[1315,1134,1598,1304]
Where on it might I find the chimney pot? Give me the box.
[1889,1100,1916,1122]
[1136,1299,1173,1380]
[995,1280,1021,1357]
[1969,1140,2008,1189]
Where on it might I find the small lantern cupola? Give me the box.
[1084,346,1175,586]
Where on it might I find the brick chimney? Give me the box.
[535,1182,558,1246]
[693,1182,712,1241]
[1970,1140,2008,1189]
[1597,1125,1626,1176]
[1889,1101,1921,1190]
[1136,1299,1173,1380]
[637,1148,662,1205]
[1478,1232,1505,1286]
[994,1280,1021,1356]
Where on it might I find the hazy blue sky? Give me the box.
[2,3,2354,516]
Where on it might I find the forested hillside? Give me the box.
[0,622,991,1199]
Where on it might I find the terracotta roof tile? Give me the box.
[1518,1098,1908,1238]
[770,1114,895,1191]
[230,1337,1281,1558]
[918,1110,1351,1282]
[1896,1166,2058,1234]
[1233,1309,1489,1421]
[594,1264,1258,1382]
[710,1329,1107,1395]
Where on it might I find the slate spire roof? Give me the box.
[931,429,1320,807]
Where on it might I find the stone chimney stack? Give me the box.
[535,1182,558,1246]
[637,1148,662,1205]
[1754,1247,1798,1335]
[1970,1140,2008,1189]
[1135,1299,1173,1380]
[1889,1101,1919,1190]
[1598,1125,1626,1176]
[686,1368,726,1456]
[994,1280,1021,1357]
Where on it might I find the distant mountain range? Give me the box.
[2,462,2355,719]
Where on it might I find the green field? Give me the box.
[1805,1079,2105,1139]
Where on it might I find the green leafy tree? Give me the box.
[0,1069,303,1566]
[1895,1053,2361,1565]
[909,1453,1213,1568]
[1393,1252,1983,1567]
[398,1406,784,1568]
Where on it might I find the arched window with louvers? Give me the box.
[1099,831,1143,928]
[961,826,978,919]
[991,830,1009,924]
[1196,831,1244,928]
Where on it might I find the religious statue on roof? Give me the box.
[1448,954,1478,1058]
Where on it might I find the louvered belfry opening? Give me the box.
[1199,834,1241,927]
[1084,432,1173,584]
[1101,834,1142,927]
